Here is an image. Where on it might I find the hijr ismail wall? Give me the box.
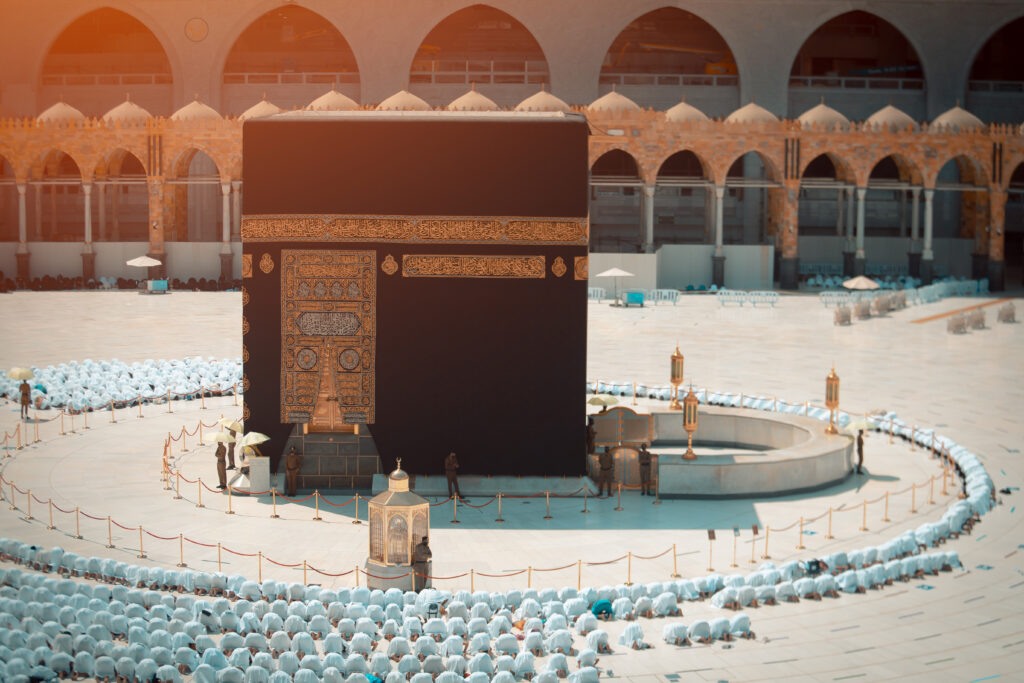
[241,112,589,476]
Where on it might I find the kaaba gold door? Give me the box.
[310,339,351,432]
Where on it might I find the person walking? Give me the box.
[19,380,31,421]
[445,451,463,499]
[856,430,864,474]
[215,442,227,490]
[285,446,302,497]
[226,428,238,470]
[597,449,613,497]
[413,536,432,592]
[638,444,653,496]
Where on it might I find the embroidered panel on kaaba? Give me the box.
[241,111,588,476]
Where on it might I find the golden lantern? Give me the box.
[682,385,699,460]
[669,345,685,410]
[825,366,840,434]
[366,459,430,589]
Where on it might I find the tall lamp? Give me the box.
[669,345,684,410]
[825,366,840,434]
[682,385,699,460]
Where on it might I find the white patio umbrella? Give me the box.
[212,432,236,444]
[842,275,879,291]
[595,267,635,301]
[126,255,162,268]
[6,367,34,381]
[218,417,243,433]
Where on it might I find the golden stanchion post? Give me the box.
[106,516,114,548]
[33,412,39,443]
[761,526,771,559]
[860,500,868,531]
[2,431,8,456]
[181,429,187,453]
[626,551,633,586]
[911,483,917,513]
[25,489,32,520]
[137,396,143,418]
[47,499,54,530]
[83,409,88,430]
[69,411,75,433]
[796,517,805,549]
[683,386,699,459]
[929,476,935,504]
[312,491,322,521]
[883,491,891,522]
[303,560,308,586]
[942,465,948,496]
[527,566,532,588]
[167,390,172,413]
[233,385,239,406]
[197,479,205,508]
[59,411,65,435]
[707,532,714,572]
[217,543,222,572]
[888,417,894,444]
[496,492,505,523]
[774,396,778,412]
[470,568,475,592]
[543,490,552,520]
[74,507,82,539]
[110,400,116,423]
[450,494,460,524]
[8,482,14,510]
[198,422,204,446]
[632,381,637,406]
[577,559,582,590]
[580,487,589,514]
[258,551,262,583]
[200,388,206,410]
[270,488,279,518]
[910,425,916,451]
[749,528,758,565]
[355,565,359,588]
[174,472,182,500]
[15,423,22,449]
[614,482,623,511]
[672,543,681,577]
[352,494,361,524]
[731,531,739,568]
[826,507,834,539]
[805,400,809,416]
[177,533,186,567]
[226,485,235,515]
[137,526,146,558]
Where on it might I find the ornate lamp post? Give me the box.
[825,366,840,434]
[366,459,430,589]
[669,345,685,410]
[682,386,699,460]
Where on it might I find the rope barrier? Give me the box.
[475,569,528,578]
[633,547,673,561]
[533,562,576,573]
[584,554,628,566]
[308,565,355,577]
[144,530,178,541]
[264,557,303,568]
[319,494,356,508]
[184,537,217,548]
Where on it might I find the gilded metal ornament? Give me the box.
[259,253,275,274]
[241,254,253,278]
[241,286,249,306]
[242,316,249,335]
[401,255,545,278]
[574,256,588,280]
[382,254,398,275]
[552,256,567,278]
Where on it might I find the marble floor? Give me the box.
[0,290,1022,682]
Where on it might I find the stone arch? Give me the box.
[219,4,361,115]
[168,146,225,182]
[967,15,1024,84]
[799,150,856,184]
[589,148,643,253]
[167,147,224,242]
[930,152,991,189]
[590,148,641,178]
[721,148,782,185]
[1005,154,1024,192]
[653,149,714,246]
[722,150,783,247]
[407,4,549,106]
[862,152,923,188]
[932,154,993,248]
[37,6,178,117]
[31,149,84,242]
[92,148,148,242]
[656,149,712,181]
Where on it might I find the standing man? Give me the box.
[445,451,463,500]
[215,442,228,490]
[285,446,302,497]
[226,428,238,470]
[413,536,432,592]
[19,380,31,421]
[585,418,596,457]
[638,444,653,496]
[597,449,613,497]
[856,429,864,474]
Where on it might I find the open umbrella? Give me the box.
[587,395,619,407]
[218,418,243,433]
[842,417,871,435]
[236,431,269,449]
[594,267,635,301]
[6,368,34,381]
[212,432,236,444]
[126,255,162,268]
[842,275,879,291]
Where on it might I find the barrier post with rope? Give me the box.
[180,428,187,453]
[25,489,32,521]
[527,566,532,588]
[226,484,235,515]
[200,388,206,410]
[34,413,39,443]
[543,490,552,520]
[174,472,182,500]
[109,400,116,423]
[883,491,891,522]
[166,390,173,413]
[577,559,583,589]
[614,483,623,511]
[826,507,834,539]
[450,495,460,525]
[860,499,868,531]
[137,526,146,558]
[911,483,917,513]
[8,482,14,510]
[258,551,262,583]
[580,487,589,514]
[672,543,681,577]
[942,464,948,496]
[106,516,114,548]
[731,533,738,568]
[233,384,238,406]
[217,543,222,572]
[198,422,204,446]
[137,396,143,419]
[83,409,89,430]
[177,533,186,567]
[626,551,633,585]
[313,491,322,521]
[929,475,935,504]
[16,423,22,449]
[761,526,771,559]
[74,507,82,539]
[470,568,475,592]
[303,560,307,585]
[352,494,361,524]
[910,425,915,451]
[355,565,359,587]
[796,517,805,549]
[270,489,279,518]
[197,479,204,508]
[707,534,714,572]
[495,492,504,523]
[47,499,54,530]
[889,417,894,444]
[59,411,65,436]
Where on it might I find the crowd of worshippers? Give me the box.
[0,271,242,293]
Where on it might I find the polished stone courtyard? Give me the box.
[0,290,1022,682]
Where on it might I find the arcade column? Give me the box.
[81,182,95,283]
[908,187,921,277]
[988,188,1006,291]
[921,189,935,284]
[642,184,655,254]
[843,187,855,276]
[220,182,232,284]
[147,178,167,280]
[854,187,866,276]
[15,183,29,282]
[712,185,725,287]
[778,182,800,290]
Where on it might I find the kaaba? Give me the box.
[241,111,589,483]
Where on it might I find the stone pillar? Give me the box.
[899,190,907,237]
[908,187,921,277]
[111,180,121,241]
[704,187,714,242]
[147,178,167,280]
[33,183,42,240]
[712,185,725,287]
[742,155,760,245]
[921,189,935,285]
[642,184,655,253]
[854,187,866,276]
[81,182,95,283]
[220,183,233,285]
[778,183,800,290]
[16,183,29,282]
[231,180,242,240]
[988,189,1006,291]
[96,184,105,241]
[835,189,844,236]
[843,187,855,276]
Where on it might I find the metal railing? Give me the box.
[222,72,359,85]
[967,79,1024,93]
[598,73,738,87]
[788,75,924,91]
[41,74,172,87]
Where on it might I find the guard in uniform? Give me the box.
[597,449,613,497]
[638,444,653,496]
[285,446,302,497]
[856,430,864,474]
[226,428,238,470]
[445,451,463,499]
[215,442,227,490]
[413,536,432,592]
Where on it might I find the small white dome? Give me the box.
[170,98,221,121]
[588,89,640,112]
[798,100,850,130]
[930,104,983,132]
[664,97,709,123]
[725,101,778,124]
[865,104,918,131]
[102,97,152,123]
[377,90,431,111]
[447,86,499,111]
[239,97,283,120]
[307,89,359,111]
[515,89,570,113]
[37,101,86,123]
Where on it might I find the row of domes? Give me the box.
[36,89,989,132]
